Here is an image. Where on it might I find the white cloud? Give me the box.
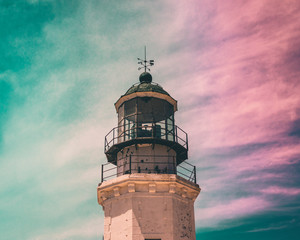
[196,196,272,228]
[31,217,103,240]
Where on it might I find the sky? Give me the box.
[1,0,300,239]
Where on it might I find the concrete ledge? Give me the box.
[97,174,200,205]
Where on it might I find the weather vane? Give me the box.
[137,46,154,72]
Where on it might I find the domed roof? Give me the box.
[123,72,170,96]
[124,82,169,96]
[115,72,177,112]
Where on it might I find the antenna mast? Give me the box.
[137,46,154,72]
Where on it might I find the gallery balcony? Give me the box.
[104,124,188,164]
[100,154,197,184]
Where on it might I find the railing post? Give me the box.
[152,123,154,138]
[113,127,115,145]
[129,155,132,174]
[101,164,104,183]
[172,119,175,142]
[165,120,168,141]
[186,133,189,151]
[194,165,196,184]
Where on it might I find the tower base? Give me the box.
[97,174,200,240]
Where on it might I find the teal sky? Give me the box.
[1,0,300,239]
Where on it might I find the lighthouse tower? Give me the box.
[97,52,200,240]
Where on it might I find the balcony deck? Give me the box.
[100,154,197,184]
[104,125,188,164]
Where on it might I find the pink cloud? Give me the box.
[160,1,300,228]
[240,173,285,183]
[260,186,300,196]
[196,196,271,227]
[222,141,300,174]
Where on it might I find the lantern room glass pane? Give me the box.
[166,115,175,141]
[118,119,124,143]
[118,104,124,124]
[136,97,173,123]
[117,97,175,142]
[124,98,136,116]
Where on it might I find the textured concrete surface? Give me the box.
[98,174,200,240]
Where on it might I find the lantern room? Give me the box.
[117,73,176,142]
[104,72,188,169]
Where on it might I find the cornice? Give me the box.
[97,174,200,205]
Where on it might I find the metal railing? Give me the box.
[104,124,188,153]
[100,155,196,184]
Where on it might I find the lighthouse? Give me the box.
[97,51,200,240]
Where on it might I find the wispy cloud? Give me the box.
[260,186,300,196]
[247,225,288,233]
[196,196,272,228]
[31,217,103,240]
[166,0,300,232]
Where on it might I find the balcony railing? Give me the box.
[100,155,197,184]
[104,124,188,153]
